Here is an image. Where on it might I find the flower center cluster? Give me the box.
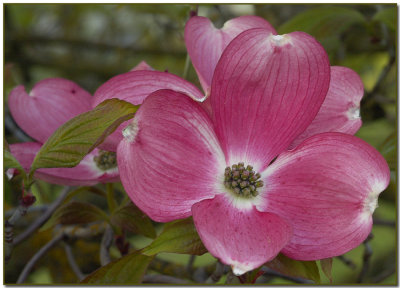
[94,150,117,171]
[224,162,263,198]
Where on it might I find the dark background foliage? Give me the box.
[4,4,396,284]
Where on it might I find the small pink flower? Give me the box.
[8,78,119,186]
[116,21,390,274]
[7,60,160,185]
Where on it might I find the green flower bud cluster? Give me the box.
[94,150,117,171]
[224,162,263,198]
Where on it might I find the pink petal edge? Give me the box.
[92,70,205,107]
[289,66,364,148]
[129,60,154,71]
[93,70,206,151]
[185,15,276,93]
[117,89,225,222]
[192,194,292,275]
[8,78,92,143]
[259,132,390,260]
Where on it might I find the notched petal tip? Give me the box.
[269,34,292,46]
[364,193,379,215]
[122,119,139,143]
[130,60,153,72]
[231,264,251,276]
[362,181,388,221]
[347,106,361,120]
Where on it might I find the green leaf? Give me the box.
[373,7,396,31]
[320,258,333,283]
[278,6,366,38]
[41,200,109,231]
[111,202,156,239]
[142,217,207,256]
[4,139,10,152]
[265,253,321,283]
[379,132,396,171]
[29,99,138,173]
[4,149,25,174]
[61,186,107,206]
[81,250,153,284]
[356,119,393,148]
[339,52,389,92]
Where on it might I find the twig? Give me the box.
[373,217,396,227]
[357,233,374,283]
[4,113,31,142]
[61,222,108,239]
[5,204,48,218]
[336,255,357,270]
[16,222,107,284]
[4,203,30,262]
[205,261,225,284]
[186,255,196,274]
[142,274,190,284]
[14,186,72,245]
[16,233,64,283]
[150,258,192,279]
[371,266,396,283]
[149,257,216,282]
[260,267,314,284]
[64,243,85,281]
[225,270,237,284]
[100,226,114,266]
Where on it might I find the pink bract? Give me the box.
[117,18,390,274]
[8,78,119,186]
[96,16,365,152]
[9,142,119,186]
[184,15,276,94]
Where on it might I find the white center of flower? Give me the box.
[224,162,263,198]
[94,150,117,171]
[122,119,139,143]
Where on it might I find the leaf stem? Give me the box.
[182,53,191,80]
[106,183,117,213]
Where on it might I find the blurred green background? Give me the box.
[4,4,397,284]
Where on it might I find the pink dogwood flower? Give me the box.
[93,16,364,153]
[115,22,390,274]
[8,78,119,186]
[7,61,157,185]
